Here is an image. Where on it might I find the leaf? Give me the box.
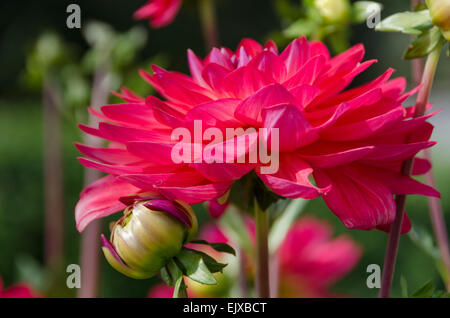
[188,249,228,273]
[269,199,306,254]
[160,259,183,286]
[412,280,435,298]
[404,26,444,59]
[176,249,217,285]
[173,276,187,298]
[160,267,172,286]
[375,10,431,35]
[352,1,383,24]
[283,18,319,38]
[191,240,236,256]
[219,205,254,257]
[400,276,408,298]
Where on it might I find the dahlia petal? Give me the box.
[140,69,213,106]
[193,162,255,182]
[252,51,288,82]
[237,38,263,58]
[120,170,206,189]
[264,39,279,54]
[283,55,326,89]
[257,156,329,199]
[299,143,374,168]
[376,212,412,234]
[309,41,330,59]
[185,98,242,128]
[280,36,310,77]
[75,175,139,232]
[365,168,440,198]
[111,87,145,103]
[126,141,176,165]
[207,199,229,219]
[100,103,163,128]
[205,48,234,70]
[412,157,431,175]
[363,141,435,161]
[321,107,405,141]
[234,83,299,125]
[78,123,104,140]
[74,143,141,165]
[78,157,145,175]
[145,96,185,127]
[289,85,320,108]
[314,167,396,230]
[325,44,365,77]
[157,182,233,204]
[221,64,272,99]
[261,103,318,151]
[187,49,207,86]
[98,122,172,144]
[201,63,230,91]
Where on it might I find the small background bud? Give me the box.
[314,0,351,24]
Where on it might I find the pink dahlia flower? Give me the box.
[134,0,182,28]
[76,37,439,233]
[277,217,360,297]
[148,217,360,298]
[0,278,38,298]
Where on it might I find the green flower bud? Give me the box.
[101,199,198,279]
[427,0,450,31]
[314,0,351,24]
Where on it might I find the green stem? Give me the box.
[254,199,270,298]
[379,39,443,298]
[198,0,219,50]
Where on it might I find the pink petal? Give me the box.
[280,36,310,78]
[261,103,318,151]
[257,155,329,199]
[157,182,233,204]
[234,83,299,126]
[75,175,139,232]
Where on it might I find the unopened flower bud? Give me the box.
[101,199,198,279]
[427,0,450,29]
[314,0,351,24]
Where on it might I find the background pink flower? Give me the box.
[134,0,182,28]
[0,278,38,298]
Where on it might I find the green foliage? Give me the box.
[274,0,383,53]
[375,7,446,59]
[190,240,236,256]
[410,280,450,298]
[404,26,444,59]
[375,10,433,35]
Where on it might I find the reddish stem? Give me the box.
[77,65,110,298]
[199,0,219,50]
[43,77,64,268]
[379,40,443,298]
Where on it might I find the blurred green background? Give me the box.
[0,0,449,297]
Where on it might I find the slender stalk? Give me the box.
[238,247,249,297]
[379,40,443,298]
[198,0,219,50]
[43,76,64,268]
[77,65,110,298]
[424,149,450,291]
[254,200,270,298]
